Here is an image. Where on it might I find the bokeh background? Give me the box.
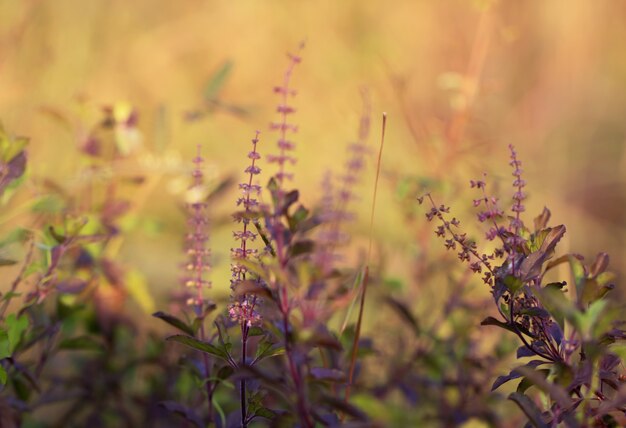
[1,0,625,306]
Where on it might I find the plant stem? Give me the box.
[199,322,213,423]
[280,288,313,428]
[240,322,249,427]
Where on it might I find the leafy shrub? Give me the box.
[423,145,626,427]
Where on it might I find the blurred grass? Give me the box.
[0,0,625,305]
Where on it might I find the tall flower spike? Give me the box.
[315,91,371,274]
[229,132,263,327]
[267,43,304,189]
[181,145,212,316]
[508,144,526,228]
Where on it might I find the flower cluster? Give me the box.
[508,144,526,255]
[228,299,262,328]
[420,194,495,285]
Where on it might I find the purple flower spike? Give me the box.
[229,132,263,327]
[268,43,305,193]
[181,145,212,316]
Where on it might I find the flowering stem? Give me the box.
[240,322,249,427]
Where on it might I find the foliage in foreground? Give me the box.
[0,45,624,428]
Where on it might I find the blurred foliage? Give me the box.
[0,1,625,427]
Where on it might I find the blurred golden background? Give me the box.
[1,0,625,304]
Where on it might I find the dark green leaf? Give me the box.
[288,239,314,257]
[247,326,265,337]
[385,296,420,335]
[254,336,285,362]
[515,366,570,408]
[508,392,548,428]
[519,307,550,318]
[503,275,524,295]
[481,316,517,334]
[492,360,547,391]
[166,335,233,365]
[253,407,276,420]
[281,190,299,213]
[288,205,309,231]
[152,312,194,336]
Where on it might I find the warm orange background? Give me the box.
[1,0,625,302]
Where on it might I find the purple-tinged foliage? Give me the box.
[425,145,626,427]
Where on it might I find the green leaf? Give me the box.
[288,239,314,257]
[1,291,21,301]
[0,365,6,385]
[574,299,607,340]
[535,285,572,331]
[254,407,276,420]
[31,194,66,214]
[503,275,524,295]
[515,366,571,409]
[204,61,233,100]
[0,330,9,359]
[166,335,233,365]
[508,392,548,428]
[6,313,29,354]
[569,255,586,301]
[288,205,309,231]
[152,312,194,336]
[254,336,285,362]
[212,395,227,428]
[247,326,265,337]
